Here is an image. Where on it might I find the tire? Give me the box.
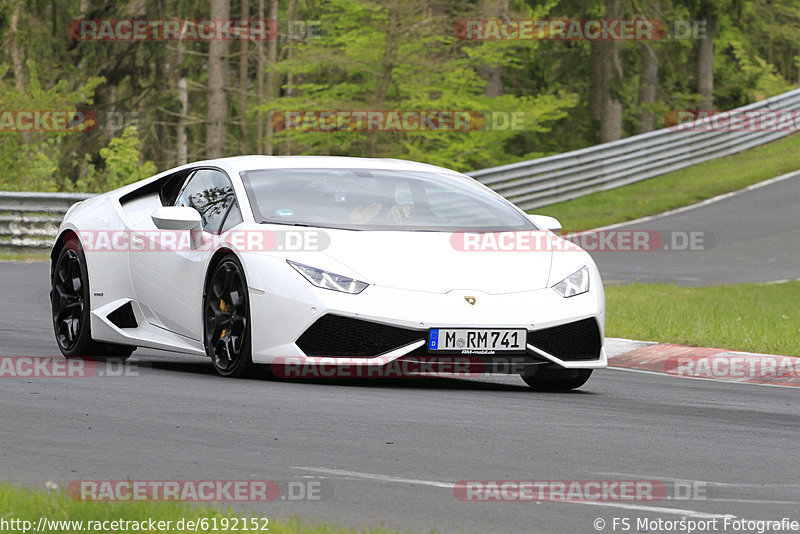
[521,368,592,391]
[204,255,254,378]
[50,238,135,361]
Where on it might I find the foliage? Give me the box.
[0,64,104,191]
[0,0,798,191]
[70,127,157,192]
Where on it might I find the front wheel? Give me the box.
[50,238,134,360]
[521,368,593,391]
[204,255,253,378]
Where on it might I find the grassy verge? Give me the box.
[534,133,800,231]
[0,250,50,261]
[606,281,800,356]
[0,483,406,534]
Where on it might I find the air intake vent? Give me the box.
[296,314,424,357]
[527,318,602,361]
[107,302,138,329]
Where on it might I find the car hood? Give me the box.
[316,229,554,294]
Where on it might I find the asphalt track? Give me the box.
[590,171,800,285]
[1,262,799,534]
[3,177,800,532]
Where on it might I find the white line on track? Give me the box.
[290,467,453,488]
[290,466,736,519]
[565,501,735,518]
[595,472,800,489]
[606,366,800,389]
[763,278,800,285]
[702,499,800,504]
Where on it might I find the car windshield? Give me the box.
[240,168,535,231]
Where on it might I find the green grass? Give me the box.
[0,250,50,261]
[606,281,800,356]
[534,133,800,231]
[0,483,410,534]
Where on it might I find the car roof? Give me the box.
[193,155,465,177]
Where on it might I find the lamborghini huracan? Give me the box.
[50,156,606,390]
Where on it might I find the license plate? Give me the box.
[428,329,527,352]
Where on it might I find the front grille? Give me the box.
[526,318,602,361]
[107,302,138,329]
[296,314,425,357]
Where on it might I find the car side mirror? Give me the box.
[151,206,203,231]
[151,207,204,250]
[528,214,562,232]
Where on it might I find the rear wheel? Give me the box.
[521,368,592,391]
[50,238,134,360]
[204,255,253,378]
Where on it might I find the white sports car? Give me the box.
[50,156,605,390]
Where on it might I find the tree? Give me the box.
[74,127,157,192]
[207,0,230,157]
[1,0,799,192]
[636,2,661,133]
[238,0,250,153]
[261,0,577,171]
[599,0,624,142]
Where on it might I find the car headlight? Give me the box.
[552,266,590,298]
[287,260,369,294]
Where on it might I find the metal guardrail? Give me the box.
[0,192,93,250]
[2,87,799,250]
[469,87,800,209]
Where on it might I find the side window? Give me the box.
[221,201,243,233]
[175,169,238,234]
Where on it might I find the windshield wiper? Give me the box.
[259,221,316,227]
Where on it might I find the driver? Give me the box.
[348,181,412,224]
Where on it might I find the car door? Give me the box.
[129,168,243,340]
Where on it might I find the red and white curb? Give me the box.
[605,337,800,387]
